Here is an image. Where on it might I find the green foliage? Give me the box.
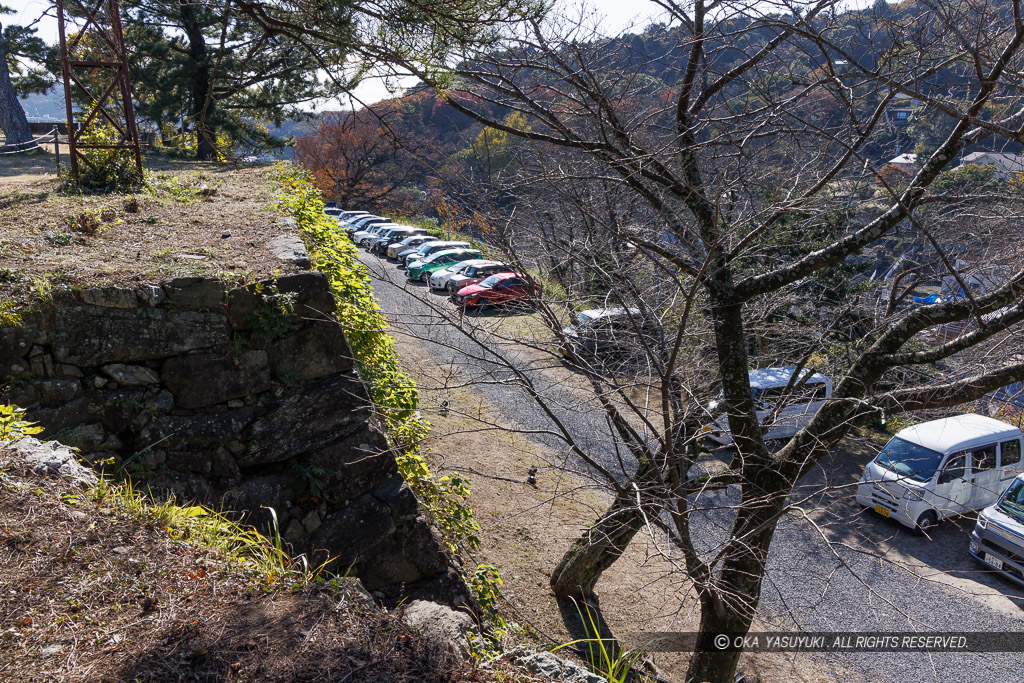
[70,103,144,192]
[1,7,56,97]
[469,563,502,619]
[0,404,43,442]
[932,163,1001,195]
[273,162,492,591]
[245,281,297,340]
[552,599,646,683]
[144,171,219,202]
[291,463,329,500]
[89,477,330,585]
[0,298,21,326]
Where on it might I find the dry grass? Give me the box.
[391,329,864,683]
[0,458,512,683]
[0,149,297,305]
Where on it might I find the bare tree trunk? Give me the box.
[0,25,33,148]
[685,485,787,683]
[551,461,657,599]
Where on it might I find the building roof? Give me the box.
[960,152,1024,173]
[888,153,918,165]
[748,367,829,389]
[897,414,1019,453]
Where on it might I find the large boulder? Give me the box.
[240,372,376,466]
[269,235,310,268]
[268,322,353,381]
[79,287,138,309]
[400,600,478,657]
[52,305,231,365]
[515,652,606,683]
[101,364,160,386]
[274,272,336,320]
[4,378,82,408]
[162,277,225,310]
[0,437,97,487]
[162,351,270,409]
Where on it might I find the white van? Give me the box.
[703,367,833,447]
[856,414,1024,533]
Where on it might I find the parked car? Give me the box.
[445,261,510,294]
[702,366,832,448]
[453,272,540,310]
[370,227,428,254]
[324,207,342,217]
[345,215,389,236]
[400,241,471,268]
[429,259,499,290]
[337,210,369,223]
[389,235,440,260]
[407,249,482,282]
[356,223,402,247]
[354,223,399,246]
[970,472,1024,585]
[560,308,663,360]
[856,414,1023,534]
[342,213,377,229]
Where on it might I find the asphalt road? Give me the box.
[356,247,1024,683]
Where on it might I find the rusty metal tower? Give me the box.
[56,0,144,181]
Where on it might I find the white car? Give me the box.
[971,472,1024,585]
[353,223,398,246]
[857,414,1023,533]
[369,226,427,254]
[428,259,495,290]
[389,235,439,260]
[704,366,832,448]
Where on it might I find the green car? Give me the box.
[407,249,482,281]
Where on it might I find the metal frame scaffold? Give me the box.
[56,0,143,181]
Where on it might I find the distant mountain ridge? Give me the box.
[19,86,67,122]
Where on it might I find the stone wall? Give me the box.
[0,273,469,606]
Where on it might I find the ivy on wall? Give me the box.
[272,163,483,555]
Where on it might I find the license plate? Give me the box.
[984,553,1003,571]
[874,504,890,518]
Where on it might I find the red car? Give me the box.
[453,272,540,310]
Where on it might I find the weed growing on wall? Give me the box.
[272,163,500,606]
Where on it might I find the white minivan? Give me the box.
[703,366,833,448]
[856,414,1024,533]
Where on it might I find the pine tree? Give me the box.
[122,0,346,160]
[0,7,54,148]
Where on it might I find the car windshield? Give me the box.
[575,312,595,326]
[874,437,945,483]
[997,479,1024,521]
[479,275,505,288]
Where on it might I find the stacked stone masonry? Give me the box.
[0,273,469,606]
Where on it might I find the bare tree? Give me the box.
[360,2,1024,681]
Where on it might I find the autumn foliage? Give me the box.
[293,90,483,215]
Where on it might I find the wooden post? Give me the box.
[53,128,60,170]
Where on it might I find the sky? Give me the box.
[6,0,870,109]
[5,0,672,108]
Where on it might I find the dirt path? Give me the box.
[358,246,1024,683]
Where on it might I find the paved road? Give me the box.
[356,248,1024,683]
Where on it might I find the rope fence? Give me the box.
[0,130,61,155]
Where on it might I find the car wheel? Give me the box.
[915,510,938,536]
[476,298,491,312]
